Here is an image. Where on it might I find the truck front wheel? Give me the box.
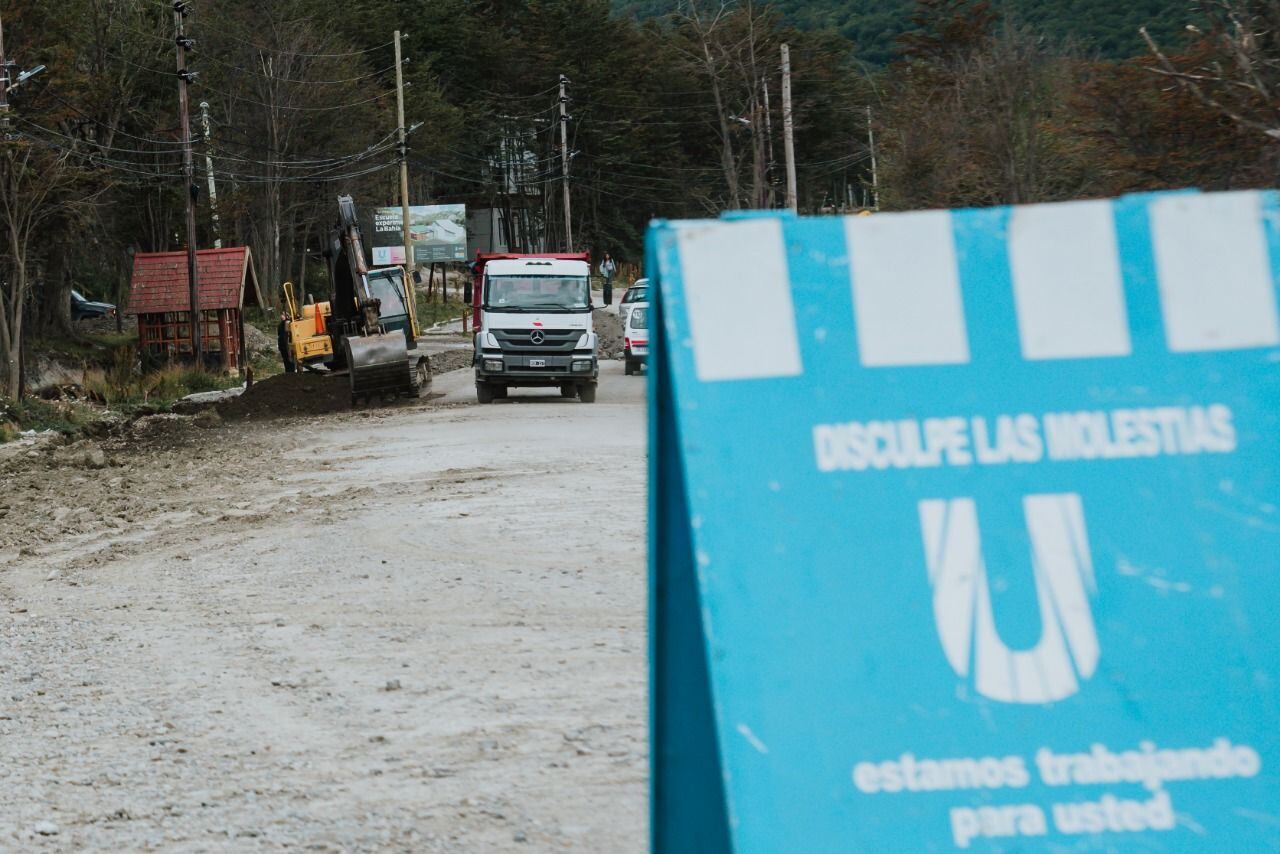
[476,381,496,404]
[578,382,597,403]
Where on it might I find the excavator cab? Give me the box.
[365,267,417,345]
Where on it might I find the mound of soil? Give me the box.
[593,309,625,359]
[427,348,473,375]
[243,323,277,356]
[217,372,349,420]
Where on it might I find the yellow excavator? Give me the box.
[280,195,429,403]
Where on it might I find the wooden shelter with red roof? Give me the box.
[127,246,264,372]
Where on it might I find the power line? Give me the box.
[18,132,187,178]
[196,51,404,84]
[12,116,187,160]
[214,158,401,184]
[195,81,391,112]
[101,48,176,79]
[197,29,394,59]
[206,128,401,169]
[45,92,189,147]
[436,79,561,103]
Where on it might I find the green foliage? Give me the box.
[414,293,470,330]
[82,348,239,412]
[0,397,95,437]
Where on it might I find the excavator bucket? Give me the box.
[344,332,416,403]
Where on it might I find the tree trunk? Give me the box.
[704,42,740,208]
[43,245,76,339]
[2,256,27,399]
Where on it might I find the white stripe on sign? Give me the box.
[846,210,969,367]
[1009,200,1131,360]
[677,219,802,382]
[1151,191,1280,352]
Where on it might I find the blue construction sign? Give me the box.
[647,190,1280,852]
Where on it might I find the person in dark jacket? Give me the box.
[599,252,617,306]
[277,316,296,373]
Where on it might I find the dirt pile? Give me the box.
[428,348,473,375]
[242,323,277,356]
[594,309,625,359]
[217,372,349,420]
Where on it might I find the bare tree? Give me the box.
[203,0,393,299]
[674,0,781,209]
[0,144,91,398]
[1142,1,1280,142]
[881,12,1086,209]
[677,1,741,207]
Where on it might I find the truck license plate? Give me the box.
[529,359,546,368]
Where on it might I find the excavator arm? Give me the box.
[325,194,420,403]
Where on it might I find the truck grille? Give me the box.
[493,329,580,354]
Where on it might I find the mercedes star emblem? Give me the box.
[531,330,546,345]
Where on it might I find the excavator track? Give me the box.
[344,332,416,404]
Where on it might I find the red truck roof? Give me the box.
[472,251,590,270]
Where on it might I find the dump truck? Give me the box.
[279,195,429,403]
[470,252,598,403]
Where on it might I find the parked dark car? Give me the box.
[71,290,116,321]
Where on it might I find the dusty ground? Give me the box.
[0,363,649,851]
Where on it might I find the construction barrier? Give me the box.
[647,191,1280,852]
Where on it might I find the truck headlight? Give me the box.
[483,332,499,349]
[575,333,596,350]
[572,360,592,372]
[484,359,503,372]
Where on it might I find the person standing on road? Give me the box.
[599,252,617,306]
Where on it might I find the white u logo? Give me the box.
[919,494,1099,704]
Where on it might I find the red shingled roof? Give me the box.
[127,247,264,315]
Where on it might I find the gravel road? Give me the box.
[0,362,648,851]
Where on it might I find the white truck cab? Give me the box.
[474,258,598,403]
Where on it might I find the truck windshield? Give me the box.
[485,275,590,312]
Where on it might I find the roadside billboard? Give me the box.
[370,204,468,266]
[648,191,1280,851]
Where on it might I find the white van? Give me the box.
[624,302,649,376]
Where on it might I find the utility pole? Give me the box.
[394,31,415,283]
[174,1,202,364]
[867,105,880,211]
[558,74,573,252]
[761,74,776,207]
[0,12,10,133]
[394,30,421,332]
[199,101,221,248]
[780,43,798,213]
